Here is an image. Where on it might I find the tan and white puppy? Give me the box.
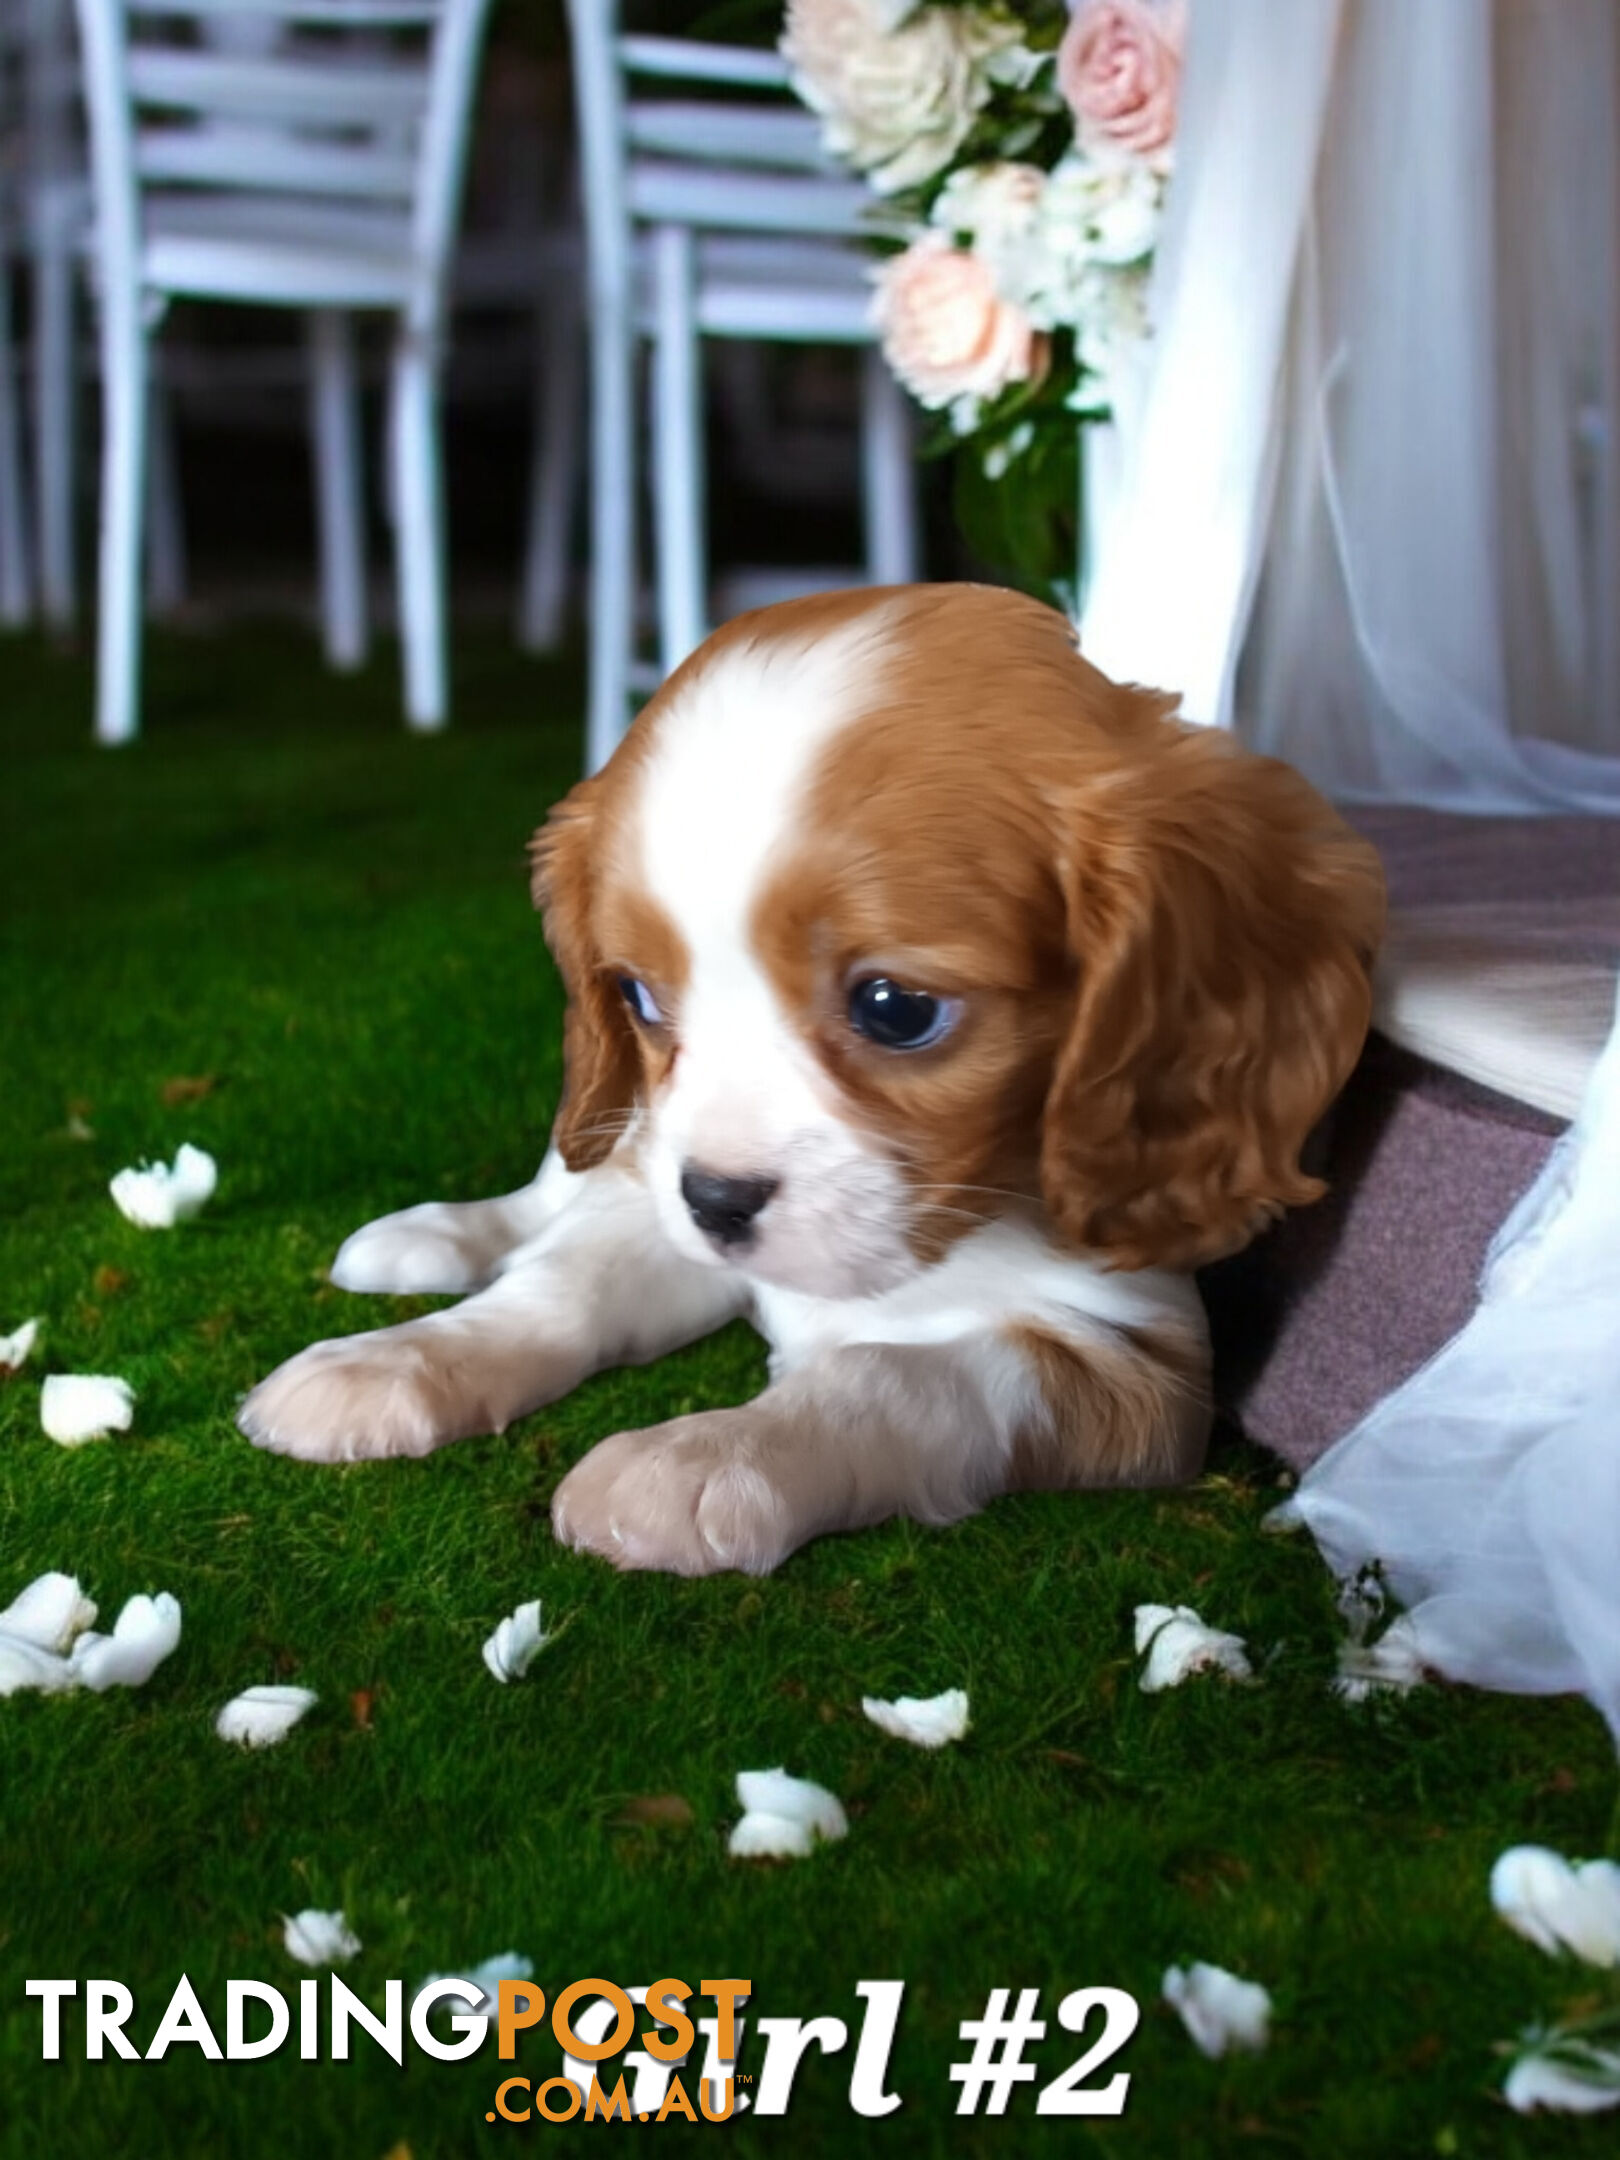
[240,586,1385,1575]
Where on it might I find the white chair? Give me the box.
[73,0,494,743]
[566,3,920,772]
[0,5,36,623]
[20,0,85,629]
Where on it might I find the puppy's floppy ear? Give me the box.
[529,777,641,1169]
[1040,715,1386,1269]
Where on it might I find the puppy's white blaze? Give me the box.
[630,611,916,1295]
[634,611,893,948]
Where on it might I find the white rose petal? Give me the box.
[109,1142,217,1229]
[1135,1604,1253,1692]
[482,1599,547,1683]
[0,1631,77,1697]
[729,1768,848,1859]
[215,1684,319,1749]
[1162,1962,1272,2058]
[1,1318,40,1372]
[416,1952,535,2019]
[0,1571,98,1653]
[728,1811,818,1860]
[861,1688,970,1748]
[1491,1846,1620,1968]
[283,1909,361,1967]
[1334,1614,1429,1702]
[40,1373,135,1446]
[1504,2047,1620,2115]
[69,1591,182,1691]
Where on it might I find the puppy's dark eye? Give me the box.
[616,975,664,1026]
[847,977,961,1051]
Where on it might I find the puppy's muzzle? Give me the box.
[680,1166,778,1250]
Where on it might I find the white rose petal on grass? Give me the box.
[1,1318,40,1373]
[1491,1846,1620,1968]
[729,1768,848,1860]
[283,1909,361,1967]
[1334,1614,1430,1703]
[1504,2044,1620,2115]
[482,1599,547,1683]
[1134,1604,1253,1692]
[728,1812,822,1861]
[0,1571,98,1653]
[417,1952,534,2019]
[215,1684,318,1749]
[0,1632,77,1697]
[40,1374,135,1447]
[861,1688,970,1748]
[1162,1963,1272,2059]
[109,1142,217,1229]
[69,1592,181,1691]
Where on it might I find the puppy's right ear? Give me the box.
[529,777,641,1169]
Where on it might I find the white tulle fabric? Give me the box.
[1081,0,1620,813]
[1287,982,1620,1746]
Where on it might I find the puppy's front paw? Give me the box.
[552,1412,795,1576]
[239,1331,473,1463]
[331,1202,497,1297]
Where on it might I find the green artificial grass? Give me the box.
[1,624,1616,2160]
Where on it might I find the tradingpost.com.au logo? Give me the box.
[26,1974,753,2126]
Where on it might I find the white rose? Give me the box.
[783,0,1025,194]
[930,160,1048,297]
[1070,261,1151,391]
[1021,152,1162,329]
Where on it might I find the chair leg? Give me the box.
[859,345,919,587]
[387,332,447,730]
[651,222,705,678]
[307,309,368,670]
[93,311,149,744]
[32,236,75,629]
[583,289,636,773]
[144,358,187,617]
[0,263,34,626]
[516,272,583,653]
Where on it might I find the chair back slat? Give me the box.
[134,120,416,198]
[124,0,442,22]
[619,34,790,90]
[628,160,869,240]
[125,49,429,131]
[625,100,825,172]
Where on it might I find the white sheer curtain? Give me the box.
[1081,0,1620,813]
[1081,0,1620,1743]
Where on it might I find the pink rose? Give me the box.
[873,232,1045,414]
[1057,0,1185,165]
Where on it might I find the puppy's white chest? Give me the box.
[753,1213,1206,1385]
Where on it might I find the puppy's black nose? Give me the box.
[680,1167,778,1247]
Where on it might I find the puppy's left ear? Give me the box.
[1040,720,1386,1268]
[529,777,641,1169]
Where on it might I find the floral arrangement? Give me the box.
[780,0,1185,603]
